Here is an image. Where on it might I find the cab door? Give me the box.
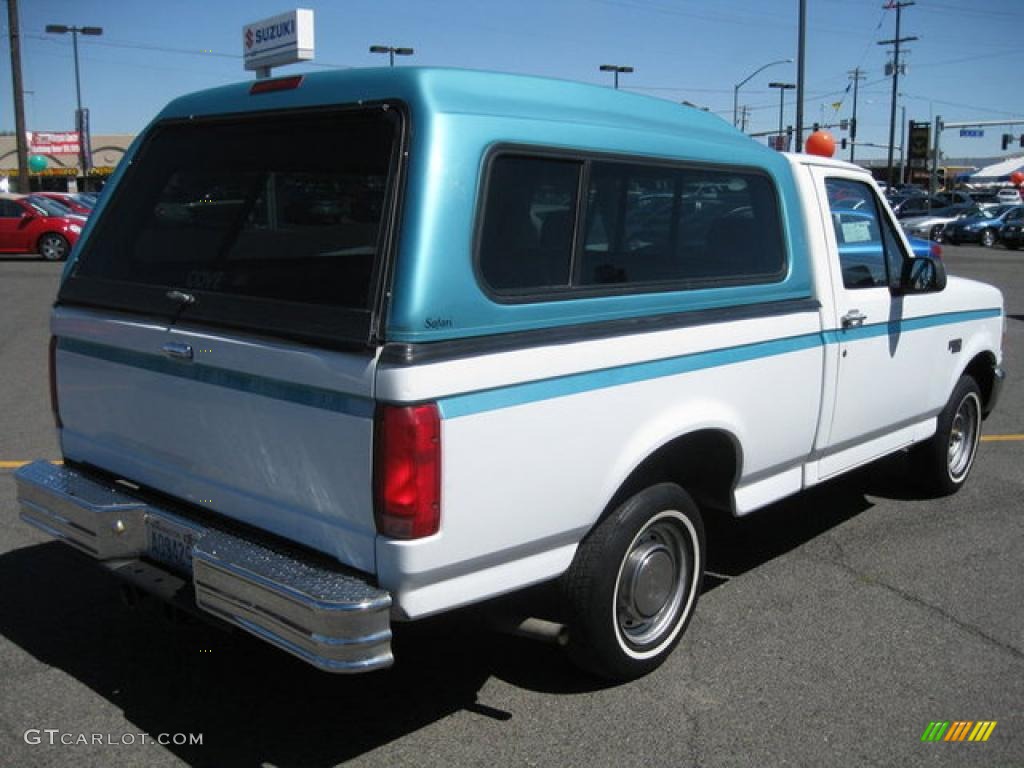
[0,199,30,252]
[811,170,937,478]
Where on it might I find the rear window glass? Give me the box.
[63,107,400,343]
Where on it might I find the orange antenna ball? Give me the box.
[805,130,836,158]
[1010,171,1024,187]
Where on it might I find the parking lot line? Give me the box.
[981,434,1024,442]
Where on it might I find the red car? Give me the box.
[0,194,82,260]
[35,191,95,216]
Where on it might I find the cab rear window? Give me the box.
[61,106,401,346]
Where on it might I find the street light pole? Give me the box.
[369,45,414,67]
[45,24,102,183]
[733,58,792,128]
[769,82,796,148]
[599,64,633,90]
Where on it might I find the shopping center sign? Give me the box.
[27,131,80,155]
[242,9,314,73]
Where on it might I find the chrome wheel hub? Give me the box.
[617,518,690,648]
[947,394,980,481]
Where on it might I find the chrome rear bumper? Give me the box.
[15,460,393,673]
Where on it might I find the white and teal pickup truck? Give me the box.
[15,68,1005,681]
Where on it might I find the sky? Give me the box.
[1,0,1022,166]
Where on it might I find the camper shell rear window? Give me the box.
[60,105,403,347]
[477,150,786,301]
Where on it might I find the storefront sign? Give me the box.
[27,131,81,155]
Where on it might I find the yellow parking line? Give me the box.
[981,434,1024,442]
[0,460,63,469]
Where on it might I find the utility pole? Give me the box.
[898,104,907,185]
[740,105,750,133]
[847,67,865,162]
[878,1,917,188]
[7,0,30,194]
[795,0,807,152]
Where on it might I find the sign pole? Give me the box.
[930,115,942,196]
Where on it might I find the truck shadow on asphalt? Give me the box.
[0,459,909,767]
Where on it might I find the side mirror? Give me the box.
[897,254,946,295]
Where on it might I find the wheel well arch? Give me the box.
[606,429,742,519]
[962,351,997,413]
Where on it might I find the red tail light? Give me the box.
[930,242,943,259]
[375,404,441,539]
[49,336,63,429]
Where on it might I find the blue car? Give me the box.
[944,204,1022,247]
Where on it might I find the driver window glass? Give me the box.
[0,200,23,218]
[825,178,893,289]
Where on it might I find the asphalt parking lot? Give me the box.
[0,245,1021,768]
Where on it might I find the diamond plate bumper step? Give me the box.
[15,460,393,673]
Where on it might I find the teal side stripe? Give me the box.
[439,332,822,419]
[438,307,1001,419]
[822,308,1001,345]
[58,338,374,418]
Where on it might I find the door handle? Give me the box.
[841,309,867,329]
[161,342,194,361]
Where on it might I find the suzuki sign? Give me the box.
[243,9,314,73]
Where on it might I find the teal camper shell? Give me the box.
[66,67,811,346]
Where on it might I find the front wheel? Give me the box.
[912,375,982,496]
[562,483,704,681]
[38,233,69,261]
[980,229,996,248]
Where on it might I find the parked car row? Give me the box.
[899,202,1023,249]
[944,205,1022,247]
[0,193,88,260]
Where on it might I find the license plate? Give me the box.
[146,517,199,575]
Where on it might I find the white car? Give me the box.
[901,209,978,241]
[996,188,1022,205]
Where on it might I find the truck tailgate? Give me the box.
[53,307,379,572]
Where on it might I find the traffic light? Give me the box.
[1003,134,1014,150]
[1020,134,1024,148]
[841,138,848,149]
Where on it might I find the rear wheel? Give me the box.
[912,375,982,496]
[38,233,69,261]
[980,229,996,248]
[563,483,704,681]
[929,225,944,242]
